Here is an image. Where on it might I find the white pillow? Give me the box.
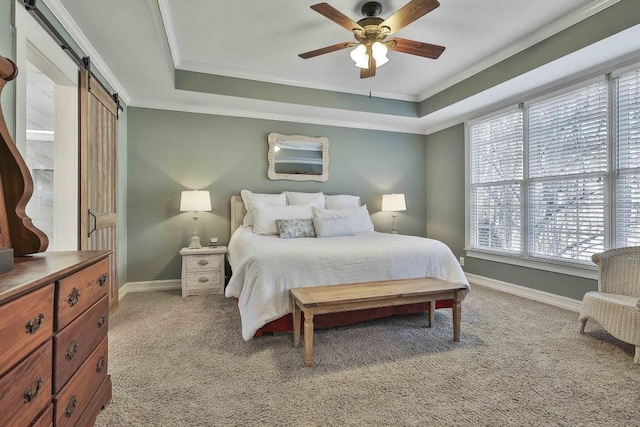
[325,194,360,209]
[313,205,374,233]
[313,217,354,238]
[240,190,286,226]
[285,191,325,209]
[252,203,314,235]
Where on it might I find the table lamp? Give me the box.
[180,190,212,249]
[381,193,406,234]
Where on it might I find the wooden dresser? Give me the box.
[0,251,112,426]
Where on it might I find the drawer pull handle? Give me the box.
[25,313,45,334]
[198,259,209,266]
[96,356,106,373]
[198,277,210,283]
[67,287,80,306]
[64,396,78,418]
[97,273,108,287]
[23,377,43,403]
[97,315,106,328]
[66,340,79,360]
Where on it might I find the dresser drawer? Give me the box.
[184,253,222,271]
[32,404,53,427]
[0,284,54,377]
[56,258,109,330]
[54,337,108,427]
[53,296,108,392]
[75,375,112,427]
[0,341,52,427]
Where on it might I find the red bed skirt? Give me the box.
[252,299,454,338]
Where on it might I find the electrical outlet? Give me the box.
[459,256,465,266]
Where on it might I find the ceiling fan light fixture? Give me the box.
[350,44,368,68]
[371,42,389,66]
[351,42,389,69]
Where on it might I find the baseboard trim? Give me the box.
[119,280,181,301]
[118,275,583,312]
[465,273,582,313]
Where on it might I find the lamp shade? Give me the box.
[381,193,406,212]
[180,190,212,212]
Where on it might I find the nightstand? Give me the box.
[179,246,227,297]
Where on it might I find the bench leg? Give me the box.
[292,296,301,348]
[428,300,435,328]
[304,311,314,367]
[452,292,462,342]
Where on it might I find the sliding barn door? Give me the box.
[79,69,118,311]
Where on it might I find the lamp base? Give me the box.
[188,235,202,249]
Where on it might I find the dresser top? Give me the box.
[0,251,110,303]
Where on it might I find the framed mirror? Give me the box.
[267,133,329,182]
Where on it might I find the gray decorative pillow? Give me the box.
[276,218,316,239]
[312,217,354,238]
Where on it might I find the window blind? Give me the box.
[616,68,640,246]
[469,109,523,253]
[527,82,608,263]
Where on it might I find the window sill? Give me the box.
[465,249,598,280]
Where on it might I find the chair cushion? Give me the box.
[580,291,640,345]
[583,291,639,308]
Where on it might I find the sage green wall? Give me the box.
[126,107,427,282]
[425,125,597,301]
[425,124,465,260]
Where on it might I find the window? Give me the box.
[468,65,640,269]
[527,81,608,263]
[615,68,640,247]
[469,109,523,253]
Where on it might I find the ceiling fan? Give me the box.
[299,0,445,79]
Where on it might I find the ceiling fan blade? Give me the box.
[388,37,445,59]
[299,42,352,59]
[310,3,364,33]
[379,0,440,35]
[360,54,376,79]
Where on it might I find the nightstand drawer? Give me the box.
[184,254,222,271]
[185,270,223,288]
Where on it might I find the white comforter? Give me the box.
[225,227,470,340]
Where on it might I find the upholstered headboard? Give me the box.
[230,195,247,236]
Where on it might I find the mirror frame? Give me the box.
[267,132,329,182]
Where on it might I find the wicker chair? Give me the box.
[579,247,640,364]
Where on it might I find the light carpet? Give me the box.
[95,284,639,427]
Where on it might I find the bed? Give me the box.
[225,194,470,340]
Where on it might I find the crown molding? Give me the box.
[41,0,132,105]
[129,98,427,135]
[157,0,180,67]
[418,0,622,101]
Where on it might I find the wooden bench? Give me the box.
[290,277,467,366]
